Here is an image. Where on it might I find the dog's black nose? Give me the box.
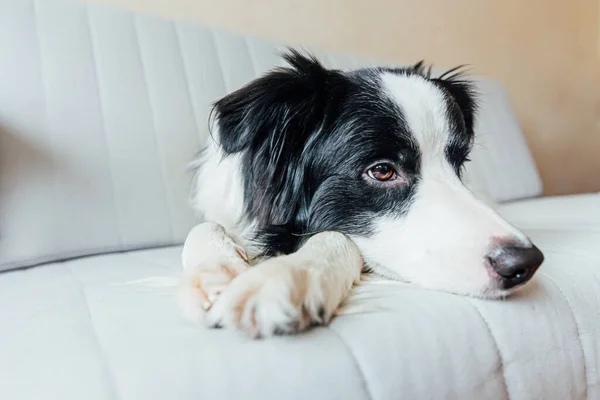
[486,245,544,289]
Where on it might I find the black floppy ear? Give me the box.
[432,66,478,135]
[212,49,332,154]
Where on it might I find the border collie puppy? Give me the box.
[178,50,544,338]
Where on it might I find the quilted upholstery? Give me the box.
[1,202,599,400]
[3,1,596,399]
[0,0,541,271]
[499,192,600,231]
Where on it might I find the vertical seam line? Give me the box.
[131,15,175,242]
[243,36,259,77]
[31,0,62,255]
[65,261,122,400]
[85,5,124,248]
[539,272,589,399]
[326,327,374,400]
[209,30,230,93]
[466,300,511,400]
[172,22,202,139]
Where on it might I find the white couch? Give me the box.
[1,0,599,399]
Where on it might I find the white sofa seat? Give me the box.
[1,223,599,400]
[499,193,600,231]
[500,193,600,261]
[1,0,599,399]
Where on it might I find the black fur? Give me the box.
[211,49,477,256]
[433,69,478,175]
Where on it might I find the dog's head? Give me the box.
[212,49,544,298]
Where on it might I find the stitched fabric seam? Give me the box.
[242,36,259,77]
[172,22,202,139]
[326,327,374,400]
[209,30,230,92]
[0,242,181,273]
[31,0,66,257]
[131,15,176,243]
[466,300,510,400]
[65,262,122,400]
[85,5,124,248]
[538,272,590,399]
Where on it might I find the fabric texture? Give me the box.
[0,0,541,271]
[1,200,599,399]
[3,1,593,398]
[498,192,600,231]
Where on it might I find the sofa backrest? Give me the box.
[0,0,542,271]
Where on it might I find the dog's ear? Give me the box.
[212,49,337,231]
[212,49,332,154]
[432,66,478,135]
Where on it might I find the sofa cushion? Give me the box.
[0,0,541,271]
[1,215,598,399]
[499,193,600,231]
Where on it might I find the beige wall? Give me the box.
[87,0,600,195]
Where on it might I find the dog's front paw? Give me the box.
[178,258,249,324]
[182,223,248,271]
[205,257,334,338]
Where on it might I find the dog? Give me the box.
[178,49,544,338]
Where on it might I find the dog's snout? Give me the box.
[486,245,544,289]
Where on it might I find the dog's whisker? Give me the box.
[291,230,326,237]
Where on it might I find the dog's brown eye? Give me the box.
[367,163,396,181]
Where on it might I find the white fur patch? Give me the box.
[381,73,451,165]
[350,73,531,297]
[190,137,256,251]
